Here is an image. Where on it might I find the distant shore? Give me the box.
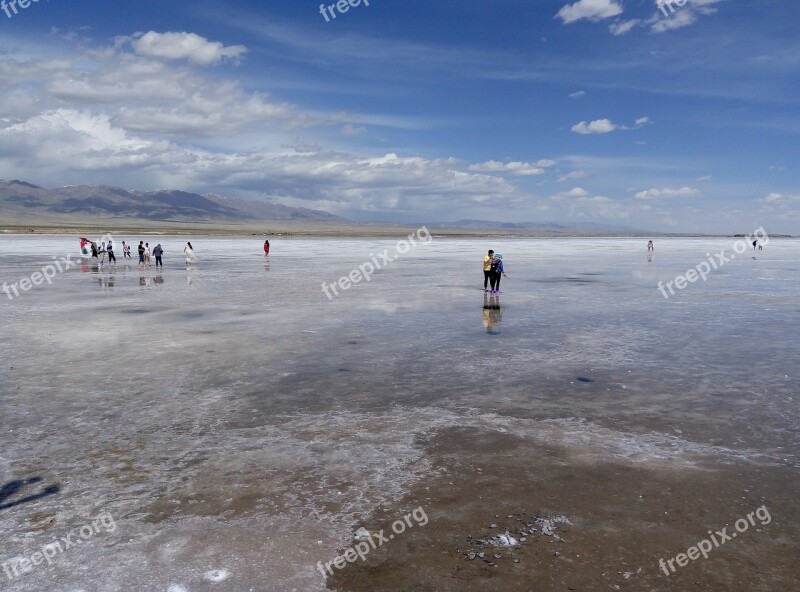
[1,223,792,239]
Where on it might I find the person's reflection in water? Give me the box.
[264,257,270,272]
[647,251,654,263]
[482,293,502,335]
[153,272,164,285]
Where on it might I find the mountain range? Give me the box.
[0,179,343,225]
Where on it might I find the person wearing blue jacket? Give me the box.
[489,253,508,294]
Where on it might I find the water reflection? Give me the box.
[482,293,502,335]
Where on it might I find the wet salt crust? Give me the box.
[0,235,797,591]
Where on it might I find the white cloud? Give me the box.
[610,19,640,35]
[649,9,698,33]
[634,187,701,199]
[557,187,590,198]
[469,159,556,175]
[571,117,650,134]
[761,192,800,204]
[568,90,586,99]
[130,31,247,65]
[571,118,618,134]
[557,170,587,182]
[556,0,623,24]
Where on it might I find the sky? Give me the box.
[0,0,797,232]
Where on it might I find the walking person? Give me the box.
[264,239,270,255]
[153,243,164,268]
[647,240,654,252]
[107,239,116,264]
[122,241,132,259]
[137,241,145,267]
[145,242,152,267]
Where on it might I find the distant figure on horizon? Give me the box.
[647,240,654,252]
[753,239,758,250]
[483,249,494,292]
[264,240,270,255]
[153,243,164,268]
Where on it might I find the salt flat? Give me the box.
[1,235,798,591]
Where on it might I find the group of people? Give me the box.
[80,238,195,268]
[482,249,508,294]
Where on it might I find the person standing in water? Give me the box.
[647,240,654,252]
[137,241,145,267]
[483,249,494,292]
[153,243,164,268]
[107,239,116,264]
[184,242,197,264]
[264,240,270,255]
[144,242,152,267]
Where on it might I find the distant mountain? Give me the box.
[0,180,345,224]
[438,219,644,233]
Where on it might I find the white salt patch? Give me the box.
[354,527,370,541]
[203,569,230,582]
[167,586,187,592]
[493,531,518,546]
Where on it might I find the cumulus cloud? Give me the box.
[556,187,590,198]
[634,187,700,199]
[469,159,556,175]
[571,117,650,134]
[571,119,618,134]
[130,31,247,65]
[556,0,623,24]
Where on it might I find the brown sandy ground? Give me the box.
[326,427,800,592]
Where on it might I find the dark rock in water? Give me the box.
[577,377,594,383]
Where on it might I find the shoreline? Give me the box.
[1,226,792,239]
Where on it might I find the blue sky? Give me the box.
[0,0,797,232]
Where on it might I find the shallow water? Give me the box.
[1,235,798,591]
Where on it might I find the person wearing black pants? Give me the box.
[483,249,494,291]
